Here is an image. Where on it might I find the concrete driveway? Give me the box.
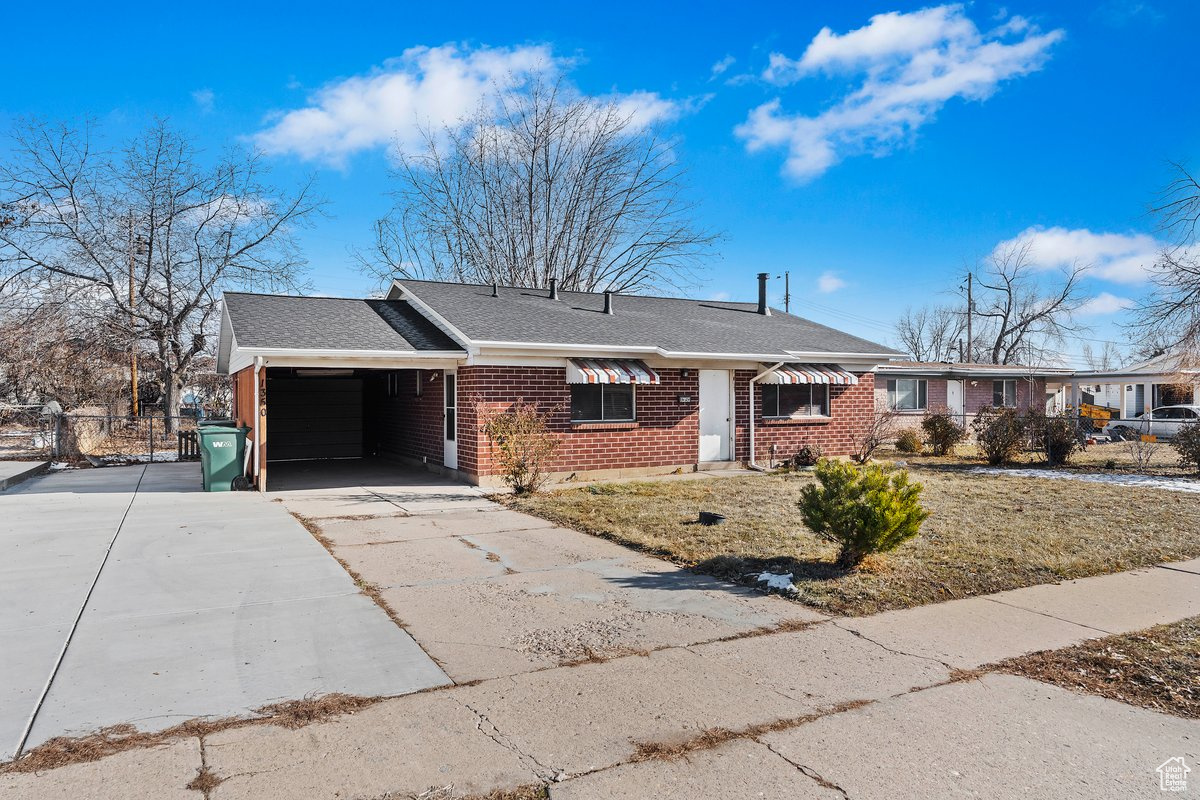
[0,462,448,761]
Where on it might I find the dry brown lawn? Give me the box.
[997,616,1200,718]
[506,469,1200,616]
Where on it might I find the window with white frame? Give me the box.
[993,379,1017,407]
[886,378,927,411]
[570,384,635,422]
[761,384,829,418]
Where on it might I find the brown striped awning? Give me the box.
[566,359,661,385]
[757,363,859,385]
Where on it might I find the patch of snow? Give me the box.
[101,452,181,464]
[970,467,1200,495]
[48,462,76,471]
[757,571,796,592]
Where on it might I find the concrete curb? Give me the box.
[0,461,50,492]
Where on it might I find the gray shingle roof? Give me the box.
[223,293,463,352]
[397,280,900,357]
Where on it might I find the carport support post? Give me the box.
[254,357,266,491]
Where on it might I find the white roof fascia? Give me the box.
[389,282,479,356]
[471,342,897,363]
[235,347,467,360]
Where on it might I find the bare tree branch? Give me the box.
[360,78,717,293]
[0,118,322,426]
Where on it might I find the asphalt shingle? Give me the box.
[223,293,462,352]
[396,280,899,357]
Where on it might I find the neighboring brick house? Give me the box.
[216,275,901,489]
[874,361,1074,431]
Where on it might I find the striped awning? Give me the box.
[757,363,859,385]
[566,358,661,385]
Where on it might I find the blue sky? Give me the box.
[2,1,1195,365]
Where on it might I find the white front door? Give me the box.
[443,370,458,469]
[946,380,964,419]
[698,369,732,461]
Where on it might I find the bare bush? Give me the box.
[1123,434,1163,470]
[921,409,967,456]
[851,403,899,464]
[477,398,561,494]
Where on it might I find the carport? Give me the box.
[263,367,458,490]
[217,293,466,490]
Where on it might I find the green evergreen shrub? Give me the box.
[798,459,931,569]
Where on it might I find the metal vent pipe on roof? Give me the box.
[491,283,499,297]
[549,278,559,300]
[757,272,771,316]
[603,291,614,315]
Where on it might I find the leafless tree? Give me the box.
[1082,341,1124,371]
[0,119,319,429]
[894,305,965,361]
[0,298,127,408]
[973,240,1089,365]
[364,79,716,293]
[1132,163,1200,366]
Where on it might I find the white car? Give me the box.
[1103,405,1200,441]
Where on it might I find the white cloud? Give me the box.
[254,44,685,166]
[1077,292,1135,315]
[607,90,688,130]
[192,88,215,114]
[737,5,1064,181]
[710,55,736,78]
[817,271,846,293]
[994,226,1163,283]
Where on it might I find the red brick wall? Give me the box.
[963,377,1045,414]
[457,365,700,479]
[735,370,876,465]
[456,365,876,479]
[372,369,444,464]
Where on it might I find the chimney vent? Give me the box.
[491,283,499,298]
[549,278,559,301]
[603,291,614,315]
[757,272,771,316]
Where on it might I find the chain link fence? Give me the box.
[0,406,55,460]
[0,409,207,464]
[56,414,202,465]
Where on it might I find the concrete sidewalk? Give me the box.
[5,543,1198,799]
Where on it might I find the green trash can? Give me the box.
[198,418,237,428]
[197,425,250,492]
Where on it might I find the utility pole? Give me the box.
[965,271,973,364]
[775,271,791,313]
[128,215,139,419]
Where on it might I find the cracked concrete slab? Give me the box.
[690,621,949,708]
[984,566,1200,635]
[1162,557,1200,575]
[0,738,201,800]
[204,691,538,800]
[461,526,636,572]
[427,509,561,537]
[454,647,810,777]
[837,595,1099,669]
[382,564,812,682]
[335,536,510,589]
[761,673,1200,799]
[549,738,841,799]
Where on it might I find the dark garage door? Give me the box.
[268,377,363,461]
